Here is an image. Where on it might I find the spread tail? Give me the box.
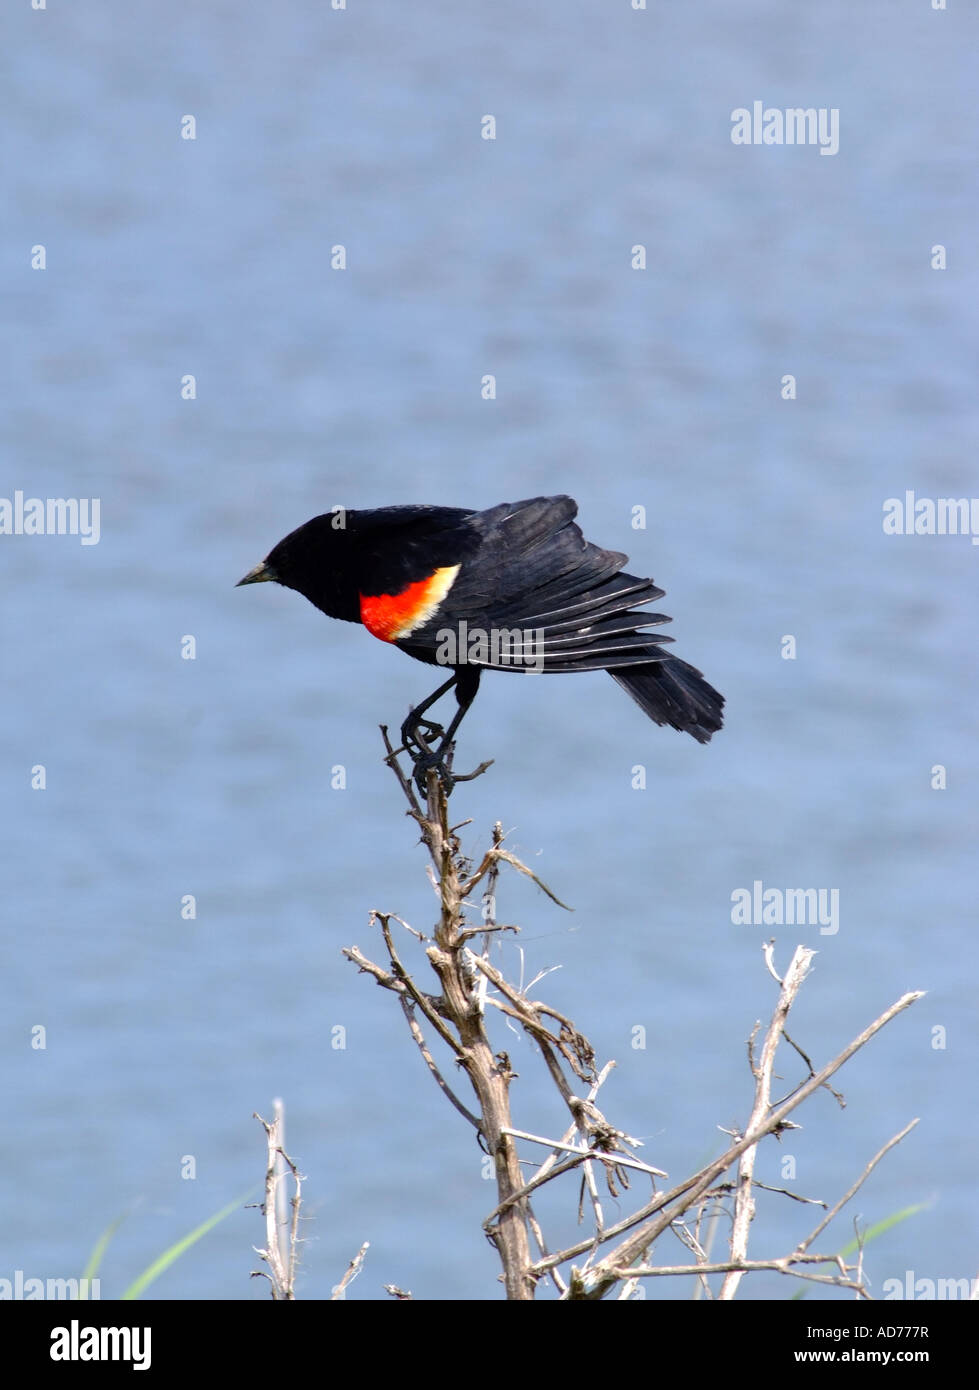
[611,655,724,744]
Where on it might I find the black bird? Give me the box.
[237,495,723,786]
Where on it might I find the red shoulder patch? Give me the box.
[359,565,460,642]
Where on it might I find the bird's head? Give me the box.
[236,512,359,621]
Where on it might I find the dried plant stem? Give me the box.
[334,730,923,1301]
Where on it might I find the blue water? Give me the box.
[4,1,977,1301]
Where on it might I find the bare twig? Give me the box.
[719,945,814,1299]
[331,1242,370,1300]
[798,1119,920,1254]
[251,1110,303,1299]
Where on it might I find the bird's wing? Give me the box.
[398,495,676,673]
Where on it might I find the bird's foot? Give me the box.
[407,741,494,796]
[398,712,455,791]
[399,706,492,796]
[411,745,456,795]
[400,712,444,760]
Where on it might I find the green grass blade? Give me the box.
[120,1191,252,1300]
[79,1211,129,1287]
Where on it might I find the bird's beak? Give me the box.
[236,560,276,587]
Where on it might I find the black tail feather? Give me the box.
[611,656,724,744]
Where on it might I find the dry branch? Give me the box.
[338,731,923,1300]
[251,1108,303,1300]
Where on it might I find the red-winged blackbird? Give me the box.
[238,495,723,785]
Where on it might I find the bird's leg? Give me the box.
[400,673,459,758]
[404,668,482,793]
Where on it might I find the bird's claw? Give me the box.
[407,745,494,796]
[401,714,444,760]
[400,690,491,795]
[411,750,456,795]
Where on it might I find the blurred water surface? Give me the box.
[3,2,977,1299]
